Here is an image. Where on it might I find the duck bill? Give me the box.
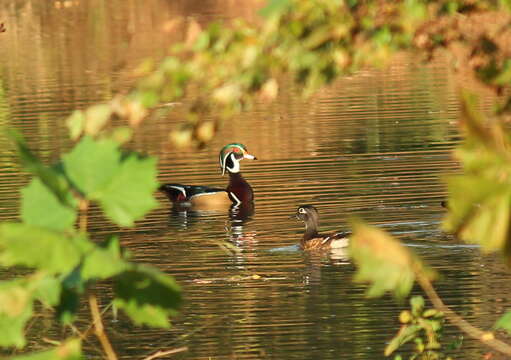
[243,153,257,160]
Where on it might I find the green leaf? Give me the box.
[113,265,181,328]
[410,295,425,316]
[493,59,511,85]
[66,110,85,141]
[21,178,77,231]
[212,83,241,104]
[31,274,62,307]
[0,223,82,274]
[10,338,82,360]
[56,287,80,325]
[62,136,121,196]
[108,126,133,145]
[349,221,433,299]
[193,32,210,51]
[458,90,494,148]
[84,104,112,136]
[98,155,159,227]
[0,280,33,348]
[385,324,422,356]
[259,0,291,18]
[443,176,511,252]
[138,90,160,108]
[501,0,511,11]
[69,232,96,254]
[494,310,511,335]
[81,237,128,280]
[8,130,70,204]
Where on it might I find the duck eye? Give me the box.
[299,208,306,214]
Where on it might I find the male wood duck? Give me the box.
[295,205,350,250]
[159,143,256,207]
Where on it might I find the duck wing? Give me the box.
[159,183,224,202]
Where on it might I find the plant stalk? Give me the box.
[80,199,117,360]
[89,294,118,360]
[416,271,511,356]
[79,199,89,233]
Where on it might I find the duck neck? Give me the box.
[227,172,253,204]
[303,219,319,242]
[228,172,247,189]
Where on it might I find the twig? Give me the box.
[79,199,89,232]
[81,301,113,339]
[89,294,118,360]
[415,270,511,356]
[141,347,188,360]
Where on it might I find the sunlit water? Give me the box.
[1,1,510,359]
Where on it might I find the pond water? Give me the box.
[1,1,510,359]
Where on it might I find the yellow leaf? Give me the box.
[260,78,279,101]
[481,332,495,341]
[185,19,202,48]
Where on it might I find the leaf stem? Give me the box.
[141,347,188,360]
[79,199,89,232]
[415,270,511,356]
[88,293,118,360]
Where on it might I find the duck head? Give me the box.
[219,143,257,176]
[296,205,319,224]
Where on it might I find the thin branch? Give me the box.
[82,301,113,339]
[415,271,511,356]
[79,199,89,232]
[141,347,188,360]
[89,293,118,360]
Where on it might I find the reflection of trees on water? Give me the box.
[0,2,506,359]
[1,0,463,163]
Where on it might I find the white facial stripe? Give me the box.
[230,192,241,205]
[226,153,240,173]
[169,185,186,197]
[221,152,231,176]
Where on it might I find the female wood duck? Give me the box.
[295,205,350,250]
[159,143,256,207]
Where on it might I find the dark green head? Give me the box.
[219,143,256,175]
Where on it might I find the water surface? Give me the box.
[1,1,509,359]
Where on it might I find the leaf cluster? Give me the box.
[442,91,511,258]
[349,221,435,299]
[0,132,180,358]
[386,296,450,360]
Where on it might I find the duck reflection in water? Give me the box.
[165,201,254,233]
[226,202,255,244]
[165,203,256,250]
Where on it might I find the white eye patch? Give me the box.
[299,208,306,214]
